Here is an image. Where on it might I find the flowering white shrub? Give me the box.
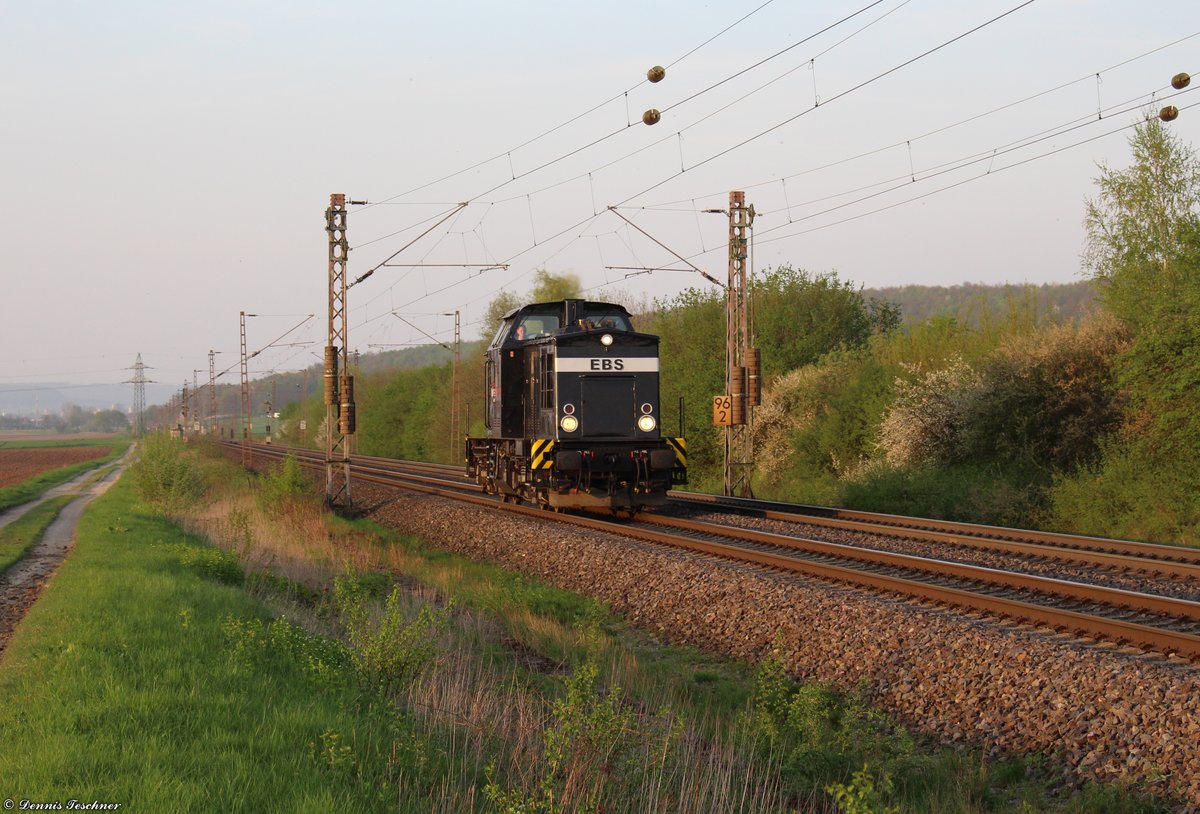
[877,357,980,468]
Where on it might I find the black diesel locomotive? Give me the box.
[466,299,686,513]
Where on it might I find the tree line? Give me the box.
[0,404,130,434]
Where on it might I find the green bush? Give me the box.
[738,654,919,797]
[958,315,1128,473]
[1050,444,1200,545]
[844,462,1048,528]
[484,658,647,814]
[334,575,449,695]
[129,432,206,513]
[258,452,315,509]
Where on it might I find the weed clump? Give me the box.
[164,542,244,586]
[222,614,353,691]
[737,649,923,807]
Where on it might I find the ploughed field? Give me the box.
[0,447,111,489]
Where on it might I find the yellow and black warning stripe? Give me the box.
[531,438,557,469]
[665,436,687,469]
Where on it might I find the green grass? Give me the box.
[0,439,131,513]
[0,496,74,573]
[0,477,410,811]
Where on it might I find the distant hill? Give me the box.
[143,340,486,424]
[864,280,1098,326]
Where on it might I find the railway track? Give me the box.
[668,490,1200,579]
[228,441,1200,660]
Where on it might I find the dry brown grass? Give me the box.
[182,492,377,589]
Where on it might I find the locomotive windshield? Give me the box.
[581,305,632,331]
[496,300,635,346]
[515,314,560,339]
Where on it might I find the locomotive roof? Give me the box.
[501,299,631,320]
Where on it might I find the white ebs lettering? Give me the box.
[588,358,625,371]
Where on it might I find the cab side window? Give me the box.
[491,319,513,348]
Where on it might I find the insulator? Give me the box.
[642,108,661,126]
[323,346,338,405]
[746,347,762,407]
[1160,105,1179,123]
[1172,72,1191,90]
[647,65,666,83]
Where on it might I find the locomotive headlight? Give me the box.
[637,415,657,432]
[560,415,579,432]
[600,333,614,346]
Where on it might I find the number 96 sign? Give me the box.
[712,395,733,427]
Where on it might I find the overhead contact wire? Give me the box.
[617,0,1042,207]
[358,0,780,213]
[640,30,1199,208]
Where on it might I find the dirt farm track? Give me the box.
[0,447,112,489]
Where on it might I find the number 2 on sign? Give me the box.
[712,395,733,427]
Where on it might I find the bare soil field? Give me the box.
[0,447,112,489]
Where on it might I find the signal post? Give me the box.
[712,191,759,497]
[324,193,355,508]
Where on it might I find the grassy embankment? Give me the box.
[0,436,131,513]
[0,437,1168,812]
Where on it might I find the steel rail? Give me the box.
[635,513,1200,623]
[668,490,1200,576]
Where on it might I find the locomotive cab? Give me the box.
[468,299,686,513]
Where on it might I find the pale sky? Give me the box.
[2,0,1197,395]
